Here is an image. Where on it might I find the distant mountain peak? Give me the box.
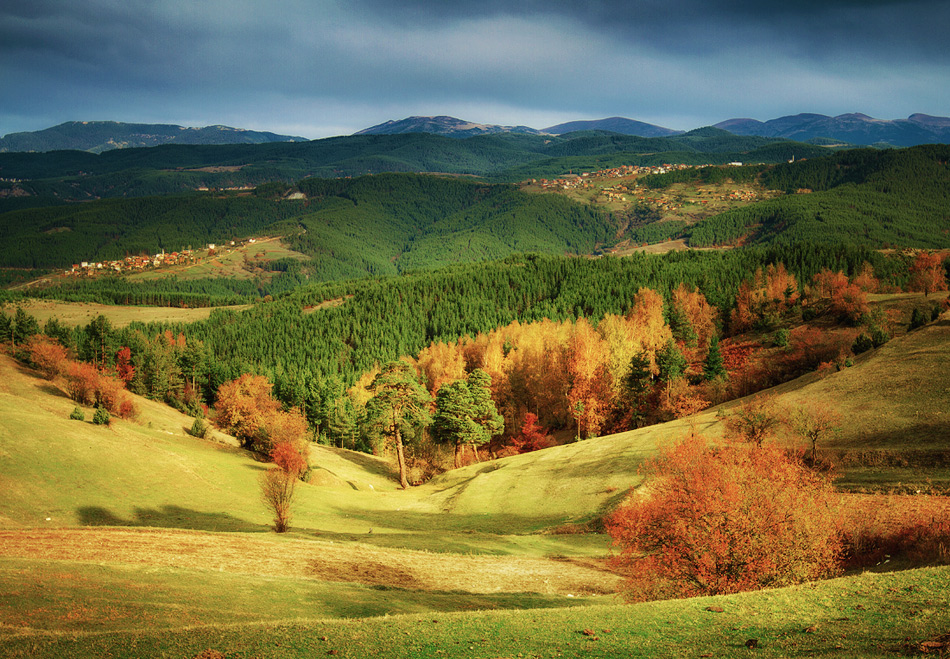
[354,116,542,138]
[0,121,307,153]
[542,117,681,137]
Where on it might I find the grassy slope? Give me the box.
[1,305,949,656]
[3,563,949,658]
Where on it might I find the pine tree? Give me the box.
[467,368,503,458]
[365,361,432,488]
[432,380,480,468]
[702,335,727,381]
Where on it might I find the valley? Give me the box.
[0,129,949,658]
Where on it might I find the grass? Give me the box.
[1,300,949,657]
[2,564,948,658]
[130,237,308,282]
[5,299,251,329]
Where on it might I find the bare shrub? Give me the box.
[260,467,296,533]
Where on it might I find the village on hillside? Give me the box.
[63,237,263,279]
[525,162,775,215]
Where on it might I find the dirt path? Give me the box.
[0,527,620,596]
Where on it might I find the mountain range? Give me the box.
[0,121,307,154]
[4,112,950,155]
[713,113,950,148]
[359,113,950,147]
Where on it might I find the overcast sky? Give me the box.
[1,0,947,138]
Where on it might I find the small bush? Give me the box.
[852,333,873,354]
[910,306,929,330]
[92,406,111,426]
[773,328,790,348]
[70,407,85,422]
[190,417,208,439]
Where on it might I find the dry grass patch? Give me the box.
[0,528,620,595]
[7,300,251,329]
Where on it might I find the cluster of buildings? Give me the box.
[530,163,692,192]
[67,249,199,277]
[64,237,266,278]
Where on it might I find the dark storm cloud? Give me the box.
[0,0,947,137]
[349,0,949,60]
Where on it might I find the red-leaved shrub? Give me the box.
[607,431,843,601]
[24,334,69,380]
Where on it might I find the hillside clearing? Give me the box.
[3,299,252,329]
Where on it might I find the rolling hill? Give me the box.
[543,116,682,137]
[0,127,835,209]
[0,121,307,154]
[1,293,949,657]
[686,144,950,248]
[0,173,615,276]
[714,112,950,147]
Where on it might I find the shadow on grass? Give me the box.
[77,504,264,533]
[38,383,71,399]
[326,447,399,483]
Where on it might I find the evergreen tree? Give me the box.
[12,307,39,346]
[656,339,688,384]
[0,312,13,343]
[364,361,432,489]
[702,335,727,381]
[467,368,504,456]
[432,380,481,469]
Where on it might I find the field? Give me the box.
[129,237,309,283]
[1,300,949,657]
[3,299,252,329]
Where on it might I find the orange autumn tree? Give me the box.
[413,340,467,397]
[810,269,869,323]
[607,430,843,602]
[731,264,799,333]
[214,373,308,461]
[565,318,613,440]
[627,288,672,371]
[908,251,948,297]
[24,334,69,380]
[671,283,719,355]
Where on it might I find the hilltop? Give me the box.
[0,121,307,154]
[714,112,950,147]
[354,115,542,137]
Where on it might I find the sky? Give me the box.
[1,0,948,139]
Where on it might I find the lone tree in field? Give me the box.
[260,467,296,533]
[724,395,782,446]
[607,431,843,602]
[365,361,432,489]
[790,403,842,464]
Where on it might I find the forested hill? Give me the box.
[0,173,614,279]
[0,129,834,207]
[0,121,307,154]
[686,144,950,249]
[86,242,903,409]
